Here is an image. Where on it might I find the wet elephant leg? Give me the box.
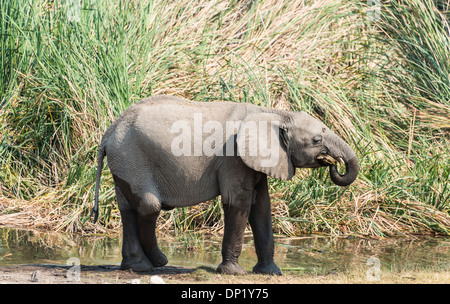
[217,193,252,275]
[138,211,168,267]
[249,176,282,275]
[116,188,153,272]
[113,173,167,270]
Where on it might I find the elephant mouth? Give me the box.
[316,153,343,166]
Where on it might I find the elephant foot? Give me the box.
[252,261,282,276]
[120,256,154,272]
[217,261,246,275]
[146,248,168,267]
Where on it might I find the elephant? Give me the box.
[92,95,359,275]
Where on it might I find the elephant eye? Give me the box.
[313,135,322,143]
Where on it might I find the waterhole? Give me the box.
[0,227,448,276]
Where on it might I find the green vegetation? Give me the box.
[1,0,449,236]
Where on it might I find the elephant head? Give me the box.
[236,111,359,186]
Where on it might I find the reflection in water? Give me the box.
[273,236,450,274]
[0,228,449,275]
[0,228,121,266]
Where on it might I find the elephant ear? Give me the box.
[236,113,295,181]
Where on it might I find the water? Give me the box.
[0,228,449,275]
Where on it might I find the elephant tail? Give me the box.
[91,143,106,223]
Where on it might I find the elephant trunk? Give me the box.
[325,133,359,187]
[329,156,359,186]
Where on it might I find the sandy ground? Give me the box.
[0,264,194,284]
[1,264,449,284]
[0,264,306,284]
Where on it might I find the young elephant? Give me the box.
[92,95,359,275]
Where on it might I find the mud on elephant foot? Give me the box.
[120,256,154,272]
[145,247,169,268]
[120,249,168,272]
[252,261,282,276]
[216,261,247,275]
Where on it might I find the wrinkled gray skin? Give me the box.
[93,95,359,275]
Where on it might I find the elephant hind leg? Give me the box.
[116,188,153,272]
[128,190,168,268]
[113,174,167,270]
[138,210,168,267]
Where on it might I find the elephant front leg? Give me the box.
[217,199,251,275]
[249,177,282,275]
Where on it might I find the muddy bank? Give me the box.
[0,264,194,284]
[1,264,449,284]
[0,264,311,284]
[0,264,300,284]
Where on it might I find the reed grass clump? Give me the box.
[0,0,448,236]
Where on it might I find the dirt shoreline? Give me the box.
[0,264,192,284]
[1,264,449,284]
[0,264,306,284]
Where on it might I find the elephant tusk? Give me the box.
[316,154,338,166]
